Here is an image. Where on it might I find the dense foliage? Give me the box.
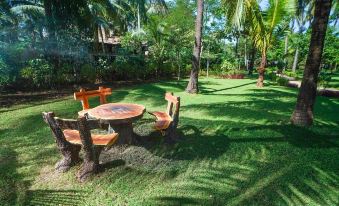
[0,0,338,91]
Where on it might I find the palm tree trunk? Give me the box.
[177,51,181,80]
[99,26,106,54]
[256,52,266,87]
[186,0,204,94]
[291,0,332,126]
[284,35,288,70]
[93,25,100,53]
[248,43,256,75]
[244,39,248,70]
[137,4,141,32]
[292,47,299,72]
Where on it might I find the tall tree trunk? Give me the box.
[292,47,299,72]
[99,26,106,54]
[244,39,248,71]
[177,51,181,80]
[43,0,55,42]
[284,35,288,70]
[248,43,256,75]
[256,52,266,87]
[77,116,98,182]
[235,35,240,69]
[291,0,332,127]
[93,25,100,53]
[137,4,141,32]
[186,0,204,94]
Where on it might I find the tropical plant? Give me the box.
[291,0,333,126]
[223,0,294,87]
[291,0,314,72]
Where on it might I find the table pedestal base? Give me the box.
[114,122,134,144]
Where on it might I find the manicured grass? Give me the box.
[328,73,339,90]
[295,70,339,90]
[0,78,338,205]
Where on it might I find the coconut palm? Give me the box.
[186,0,204,93]
[291,0,313,72]
[291,0,333,126]
[223,0,294,87]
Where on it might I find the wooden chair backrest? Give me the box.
[42,112,107,145]
[74,87,112,110]
[165,92,180,125]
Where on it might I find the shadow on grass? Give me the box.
[148,161,338,205]
[200,81,256,94]
[1,78,338,205]
[0,147,27,206]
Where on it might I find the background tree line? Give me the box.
[0,0,338,113]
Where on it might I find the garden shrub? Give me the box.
[318,72,332,88]
[266,67,277,81]
[80,63,96,83]
[284,71,297,78]
[54,63,75,85]
[0,58,10,89]
[221,59,236,71]
[276,77,289,86]
[20,59,54,88]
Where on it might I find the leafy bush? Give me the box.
[284,71,297,78]
[20,59,53,88]
[276,77,289,86]
[266,67,277,81]
[0,58,10,89]
[221,59,236,71]
[318,72,332,88]
[80,63,96,83]
[225,68,246,75]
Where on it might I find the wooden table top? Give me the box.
[87,103,146,122]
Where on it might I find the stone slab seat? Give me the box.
[149,111,173,130]
[63,129,119,147]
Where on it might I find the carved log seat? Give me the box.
[150,111,172,130]
[42,112,118,182]
[149,92,180,142]
[63,129,118,147]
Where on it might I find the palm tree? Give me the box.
[223,0,293,87]
[291,0,313,72]
[186,0,204,94]
[291,0,332,126]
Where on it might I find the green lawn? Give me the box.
[295,70,339,90]
[1,78,338,206]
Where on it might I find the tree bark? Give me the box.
[256,52,266,87]
[42,112,81,172]
[99,26,106,54]
[93,25,100,53]
[284,35,288,70]
[291,0,332,127]
[248,43,256,75]
[186,0,204,94]
[177,51,181,80]
[292,47,299,72]
[77,116,98,182]
[114,122,134,145]
[244,39,248,70]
